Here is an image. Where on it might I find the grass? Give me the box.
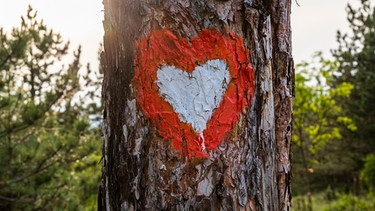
[292,191,375,211]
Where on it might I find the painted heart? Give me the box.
[133,29,255,158]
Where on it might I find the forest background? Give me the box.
[1,0,375,210]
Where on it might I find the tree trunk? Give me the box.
[99,0,293,210]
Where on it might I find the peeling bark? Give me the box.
[99,0,293,210]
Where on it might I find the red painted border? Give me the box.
[133,29,255,158]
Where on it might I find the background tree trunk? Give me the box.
[99,0,293,210]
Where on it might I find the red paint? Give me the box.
[133,29,255,158]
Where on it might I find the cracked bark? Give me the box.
[99,0,293,210]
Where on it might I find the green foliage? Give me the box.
[294,54,355,151]
[0,6,102,210]
[360,154,375,192]
[324,194,375,211]
[292,54,356,196]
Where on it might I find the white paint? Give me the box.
[200,134,206,151]
[125,99,137,127]
[160,164,166,171]
[197,167,214,196]
[132,138,142,156]
[157,59,230,133]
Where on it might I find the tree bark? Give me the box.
[99,0,293,210]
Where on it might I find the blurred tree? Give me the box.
[0,6,102,210]
[293,54,356,210]
[332,0,375,179]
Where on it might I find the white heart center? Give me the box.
[157,59,230,133]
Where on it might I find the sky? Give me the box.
[291,0,359,62]
[0,0,104,69]
[0,0,360,67]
